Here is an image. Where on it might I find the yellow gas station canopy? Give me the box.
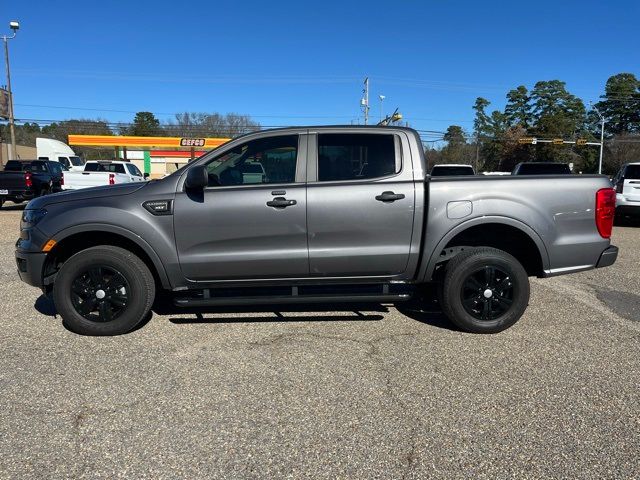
[68,135,230,149]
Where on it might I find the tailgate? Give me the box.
[67,171,110,189]
[0,172,26,192]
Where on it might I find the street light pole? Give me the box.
[591,102,606,175]
[379,95,385,122]
[2,21,19,161]
[598,116,605,175]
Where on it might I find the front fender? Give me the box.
[51,223,172,289]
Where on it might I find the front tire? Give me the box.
[53,246,155,335]
[440,247,530,333]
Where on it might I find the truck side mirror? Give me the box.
[185,165,208,190]
[143,172,150,179]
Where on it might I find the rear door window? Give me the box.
[317,133,399,181]
[205,135,298,186]
[30,162,48,173]
[49,163,63,175]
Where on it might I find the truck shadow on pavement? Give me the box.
[167,303,387,324]
[35,296,457,332]
[166,301,457,331]
[0,202,26,211]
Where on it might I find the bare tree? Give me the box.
[165,112,260,138]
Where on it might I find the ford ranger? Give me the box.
[15,126,618,335]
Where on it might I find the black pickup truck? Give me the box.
[0,160,64,208]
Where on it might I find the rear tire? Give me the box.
[440,247,529,333]
[53,246,155,336]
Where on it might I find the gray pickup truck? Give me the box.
[15,126,618,336]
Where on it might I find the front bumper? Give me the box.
[596,245,618,269]
[15,250,47,289]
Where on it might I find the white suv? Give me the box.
[613,163,640,217]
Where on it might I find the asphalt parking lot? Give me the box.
[0,202,638,479]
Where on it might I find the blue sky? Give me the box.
[4,0,639,139]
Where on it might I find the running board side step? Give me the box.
[172,284,414,307]
[174,293,411,307]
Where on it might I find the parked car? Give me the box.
[15,126,617,336]
[62,160,147,190]
[512,162,572,175]
[430,164,475,176]
[612,162,640,217]
[36,138,85,172]
[0,160,64,208]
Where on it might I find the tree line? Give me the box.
[426,72,640,174]
[2,73,638,171]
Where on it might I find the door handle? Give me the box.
[375,191,405,202]
[266,197,296,208]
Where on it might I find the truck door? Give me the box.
[306,131,415,277]
[173,133,309,281]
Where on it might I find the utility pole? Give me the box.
[361,77,370,125]
[474,135,480,172]
[2,21,19,161]
[590,102,606,174]
[379,95,385,123]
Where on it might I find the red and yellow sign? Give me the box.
[68,135,230,149]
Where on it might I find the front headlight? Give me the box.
[21,208,47,227]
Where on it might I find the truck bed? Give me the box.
[421,174,614,280]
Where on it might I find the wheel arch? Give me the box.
[422,216,550,281]
[44,224,172,290]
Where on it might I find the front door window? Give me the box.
[205,135,298,186]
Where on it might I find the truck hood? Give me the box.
[26,182,148,209]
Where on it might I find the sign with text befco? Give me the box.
[180,138,206,147]
[68,135,230,148]
[0,88,9,119]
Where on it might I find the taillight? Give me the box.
[24,172,32,188]
[109,173,115,185]
[60,173,64,186]
[615,179,623,194]
[595,188,616,239]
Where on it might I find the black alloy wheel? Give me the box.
[53,245,155,336]
[439,247,530,333]
[460,266,514,321]
[70,265,130,322]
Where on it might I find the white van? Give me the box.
[36,138,85,172]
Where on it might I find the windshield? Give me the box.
[431,166,474,176]
[514,163,571,175]
[85,163,126,173]
[69,156,85,167]
[625,165,640,179]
